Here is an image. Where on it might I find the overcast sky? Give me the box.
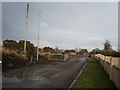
[2,2,118,51]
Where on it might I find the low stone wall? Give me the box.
[112,66,120,88]
[95,54,120,90]
[112,57,119,68]
[105,62,111,75]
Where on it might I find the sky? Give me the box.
[2,2,118,51]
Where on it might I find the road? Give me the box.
[2,56,88,88]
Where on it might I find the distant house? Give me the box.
[91,48,101,54]
[80,49,88,56]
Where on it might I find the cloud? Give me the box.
[88,37,104,41]
[31,39,54,48]
[112,46,118,51]
[38,22,48,28]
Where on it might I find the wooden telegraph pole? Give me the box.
[24,4,29,56]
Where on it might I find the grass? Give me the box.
[72,57,117,88]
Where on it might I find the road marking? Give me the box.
[68,60,88,88]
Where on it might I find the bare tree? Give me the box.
[103,40,112,52]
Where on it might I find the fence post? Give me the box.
[104,56,106,71]
[118,58,120,90]
[110,57,113,80]
[118,68,120,90]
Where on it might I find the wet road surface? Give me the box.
[2,56,88,88]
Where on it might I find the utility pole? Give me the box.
[75,44,78,52]
[37,10,41,61]
[24,4,29,55]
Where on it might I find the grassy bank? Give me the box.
[72,57,117,88]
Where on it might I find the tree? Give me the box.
[103,40,113,56]
[43,47,54,52]
[103,40,112,51]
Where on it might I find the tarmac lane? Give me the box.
[2,56,88,88]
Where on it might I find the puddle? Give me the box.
[2,76,24,83]
[28,76,45,81]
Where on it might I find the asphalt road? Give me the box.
[2,56,88,88]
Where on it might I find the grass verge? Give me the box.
[72,57,117,88]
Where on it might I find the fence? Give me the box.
[95,54,120,90]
